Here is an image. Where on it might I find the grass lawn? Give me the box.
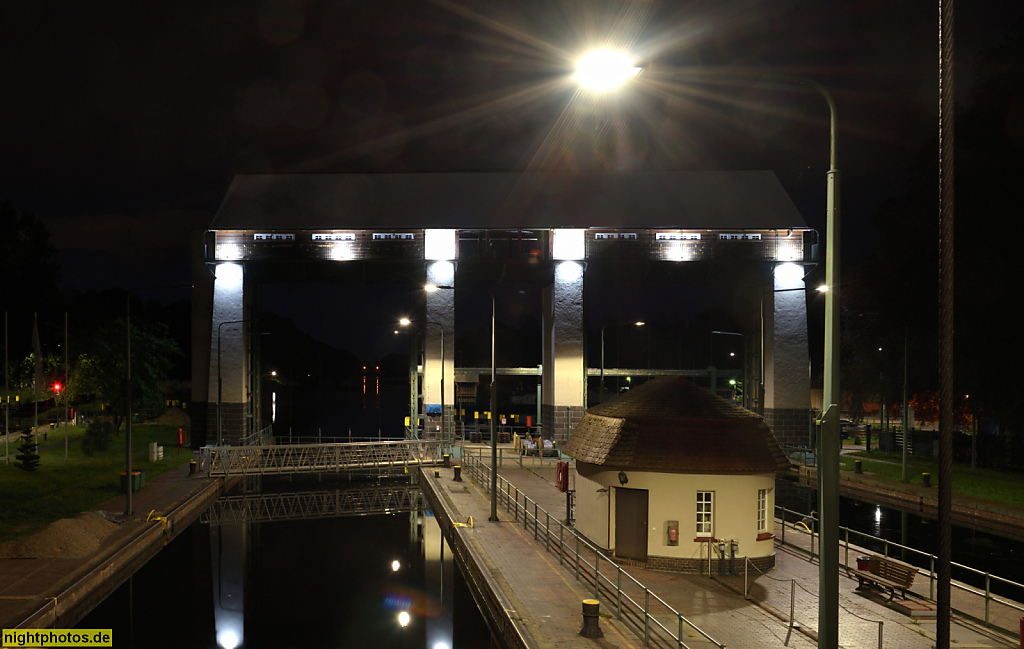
[0,422,192,544]
[841,450,1024,506]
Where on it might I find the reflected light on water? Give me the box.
[217,630,240,649]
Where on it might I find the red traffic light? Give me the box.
[53,382,62,393]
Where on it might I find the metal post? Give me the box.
[744,557,749,599]
[126,299,133,515]
[617,568,622,619]
[790,579,796,630]
[644,588,650,645]
[985,573,990,623]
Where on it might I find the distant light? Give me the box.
[271,370,277,377]
[552,229,585,260]
[425,284,439,292]
[216,243,243,260]
[398,611,411,627]
[575,49,641,91]
[635,321,645,327]
[774,262,804,290]
[399,318,412,326]
[816,284,829,293]
[331,241,354,261]
[391,559,401,571]
[425,229,457,261]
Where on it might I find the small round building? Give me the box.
[563,376,791,573]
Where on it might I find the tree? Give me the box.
[83,319,180,433]
[81,419,114,455]
[15,432,40,471]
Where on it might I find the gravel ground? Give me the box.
[0,513,118,559]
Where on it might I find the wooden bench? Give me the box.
[849,555,917,601]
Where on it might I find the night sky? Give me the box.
[3,1,1022,360]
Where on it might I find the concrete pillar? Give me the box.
[542,234,586,442]
[763,262,811,446]
[207,262,248,445]
[425,240,456,440]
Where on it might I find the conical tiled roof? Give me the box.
[563,376,790,473]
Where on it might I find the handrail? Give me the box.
[462,454,726,649]
[775,505,1024,630]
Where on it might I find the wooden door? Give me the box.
[615,487,648,562]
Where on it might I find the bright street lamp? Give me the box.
[426,283,499,522]
[599,321,644,403]
[575,52,841,648]
[575,49,642,91]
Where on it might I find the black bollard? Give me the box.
[854,459,862,474]
[579,599,603,638]
[443,454,451,468]
[453,465,462,482]
[189,459,196,475]
[922,472,931,487]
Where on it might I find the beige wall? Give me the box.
[574,471,611,549]
[574,467,776,561]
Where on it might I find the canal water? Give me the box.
[776,478,1024,598]
[76,476,492,648]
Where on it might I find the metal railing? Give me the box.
[208,439,443,476]
[203,485,422,525]
[775,505,1024,634]
[239,424,272,447]
[461,454,726,649]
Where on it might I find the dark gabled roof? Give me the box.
[209,171,808,231]
[563,376,789,473]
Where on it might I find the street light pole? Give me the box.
[578,60,840,649]
[599,321,644,404]
[400,318,447,450]
[427,284,498,521]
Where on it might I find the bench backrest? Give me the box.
[872,556,916,587]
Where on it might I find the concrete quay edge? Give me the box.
[418,465,644,649]
[1,461,235,630]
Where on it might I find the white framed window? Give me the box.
[696,491,714,536]
[757,489,768,533]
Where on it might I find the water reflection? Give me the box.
[77,476,489,648]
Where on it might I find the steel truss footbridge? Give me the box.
[206,439,443,477]
[202,484,423,525]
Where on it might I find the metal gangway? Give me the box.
[206,439,444,476]
[203,485,423,525]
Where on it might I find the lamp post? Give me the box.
[400,317,447,451]
[427,283,498,522]
[576,57,840,649]
[126,284,190,517]
[599,321,644,404]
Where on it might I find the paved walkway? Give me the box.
[432,454,1020,649]
[0,455,226,629]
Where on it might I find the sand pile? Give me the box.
[154,407,190,428]
[0,513,119,559]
